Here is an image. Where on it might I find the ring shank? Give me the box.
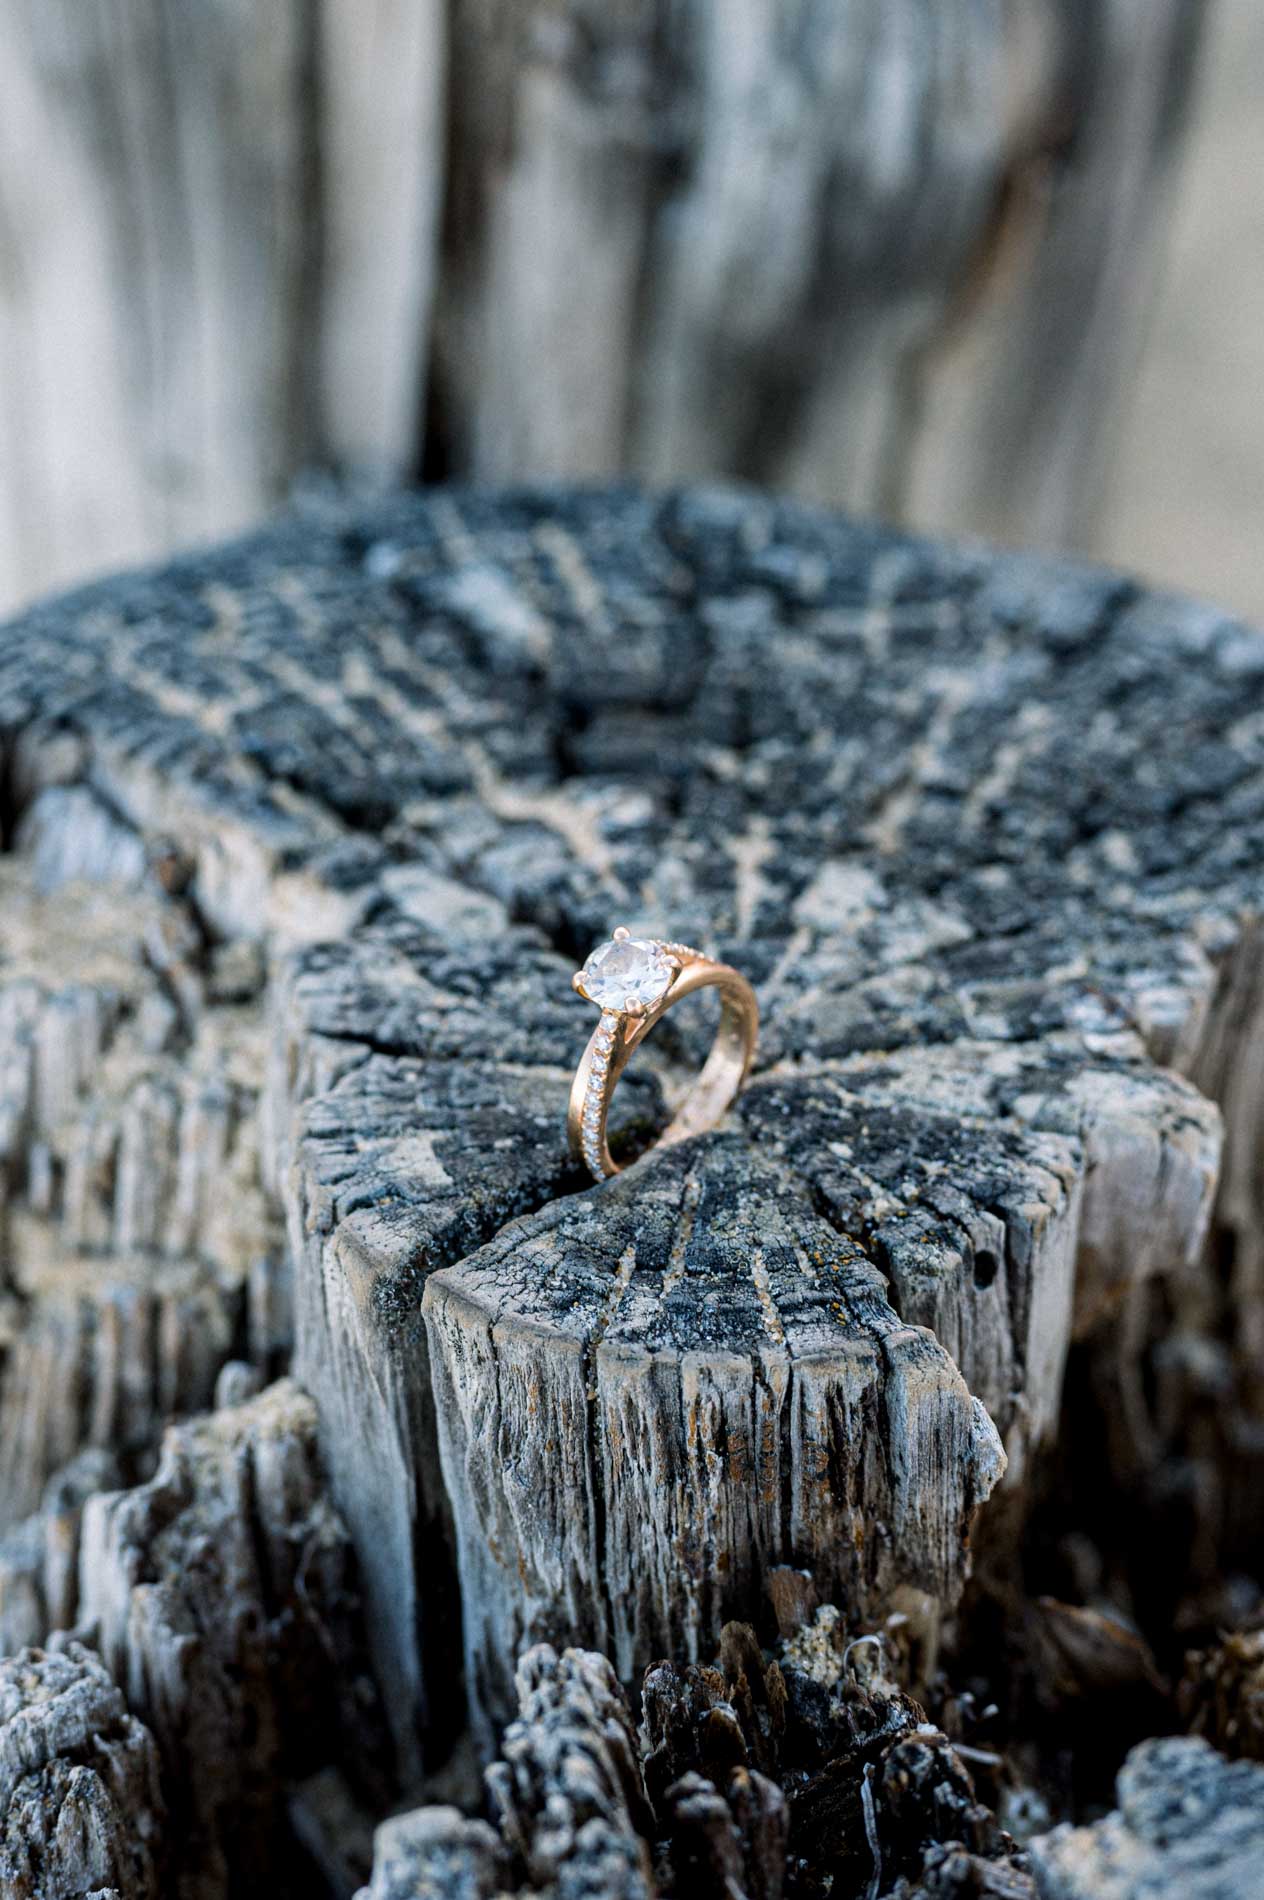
[568,958,758,1178]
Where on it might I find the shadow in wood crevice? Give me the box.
[1,479,1260,1892]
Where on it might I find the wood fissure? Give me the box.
[0,484,1258,1893]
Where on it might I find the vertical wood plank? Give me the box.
[316,0,444,477]
[0,0,317,612]
[429,0,665,476]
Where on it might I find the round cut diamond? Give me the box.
[580,937,672,1011]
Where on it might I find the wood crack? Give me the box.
[0,481,1255,1836]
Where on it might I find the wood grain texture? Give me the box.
[75,1378,389,1900]
[0,823,286,1529]
[1027,1735,1264,1899]
[356,1623,1040,1900]
[0,2,1207,609]
[316,0,444,477]
[0,1641,164,1898]
[423,1137,1003,1741]
[0,1377,385,1895]
[428,0,1207,550]
[0,0,318,608]
[0,485,1258,1804]
[362,1640,1264,1899]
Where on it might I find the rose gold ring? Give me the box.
[567,927,758,1181]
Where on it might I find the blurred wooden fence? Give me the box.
[0,0,1204,611]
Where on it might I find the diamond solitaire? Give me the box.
[576,931,673,1013]
[567,927,758,1182]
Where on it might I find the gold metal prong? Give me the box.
[624,994,645,1015]
[572,973,587,996]
[612,925,630,941]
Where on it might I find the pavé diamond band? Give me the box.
[568,928,758,1181]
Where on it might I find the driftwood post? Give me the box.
[0,484,1259,1894]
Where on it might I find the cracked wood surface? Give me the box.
[359,1631,1264,1900]
[355,1619,1032,1900]
[0,1641,164,1899]
[75,1378,390,1900]
[1027,1734,1264,1899]
[0,483,1260,1788]
[0,1383,388,1900]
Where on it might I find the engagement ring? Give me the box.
[568,928,758,1181]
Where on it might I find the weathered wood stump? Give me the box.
[358,1627,1264,1900]
[1028,1735,1264,1899]
[0,1641,164,1898]
[0,483,1260,1892]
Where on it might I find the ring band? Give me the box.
[567,928,759,1181]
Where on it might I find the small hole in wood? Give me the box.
[973,1248,999,1290]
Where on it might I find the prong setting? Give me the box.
[567,937,758,1185]
[577,935,673,1013]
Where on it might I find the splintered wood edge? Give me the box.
[0,484,1259,1760]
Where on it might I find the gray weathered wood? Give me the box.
[0,4,1206,610]
[0,1383,387,1898]
[0,826,287,1531]
[0,485,1260,1889]
[358,1806,507,1900]
[0,1641,165,1897]
[0,1449,119,1657]
[74,1378,388,1900]
[435,0,1204,555]
[1027,1735,1264,1899]
[358,1628,1264,1900]
[315,0,443,478]
[355,1621,1037,1900]
[0,0,319,609]
[423,1136,1004,1738]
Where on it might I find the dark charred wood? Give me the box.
[1178,1624,1264,1762]
[356,1620,1041,1900]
